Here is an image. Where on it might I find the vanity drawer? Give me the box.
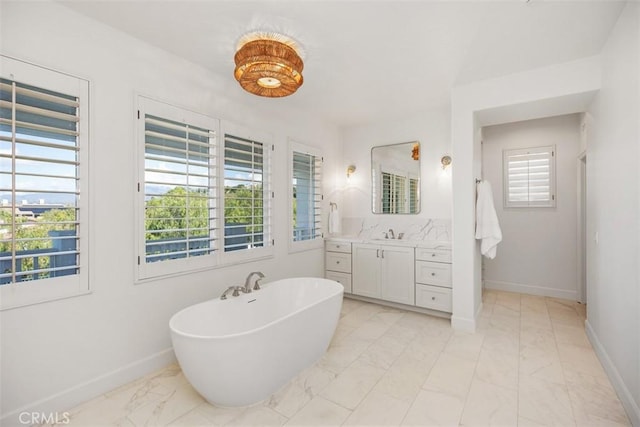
[416,284,452,312]
[415,247,451,263]
[416,260,452,287]
[326,241,352,254]
[325,252,351,273]
[325,271,352,293]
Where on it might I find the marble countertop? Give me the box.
[325,236,451,249]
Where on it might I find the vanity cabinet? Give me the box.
[352,243,415,305]
[325,240,352,293]
[415,246,452,313]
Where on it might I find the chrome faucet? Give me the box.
[388,228,395,239]
[220,285,243,300]
[244,271,265,293]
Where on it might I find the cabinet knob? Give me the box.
[432,296,436,300]
[336,245,341,248]
[336,261,340,264]
[431,253,436,257]
[431,272,436,276]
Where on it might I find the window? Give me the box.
[0,56,89,309]
[137,97,218,279]
[223,129,272,259]
[503,145,556,207]
[409,177,419,214]
[290,142,323,251]
[381,171,407,214]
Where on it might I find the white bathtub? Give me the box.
[169,277,343,407]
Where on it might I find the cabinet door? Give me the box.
[352,243,381,298]
[380,245,415,305]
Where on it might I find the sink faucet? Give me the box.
[220,285,243,300]
[244,271,265,293]
[388,228,395,239]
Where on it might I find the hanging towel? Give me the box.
[328,204,341,235]
[475,180,502,259]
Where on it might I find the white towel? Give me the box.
[475,180,502,259]
[328,206,341,235]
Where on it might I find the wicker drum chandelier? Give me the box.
[234,33,304,98]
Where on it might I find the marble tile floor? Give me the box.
[47,290,630,426]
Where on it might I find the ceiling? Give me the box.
[59,0,625,129]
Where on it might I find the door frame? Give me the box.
[577,151,587,304]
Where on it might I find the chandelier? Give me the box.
[234,33,304,98]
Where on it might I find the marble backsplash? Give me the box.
[339,217,451,242]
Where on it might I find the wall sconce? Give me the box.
[346,164,356,178]
[441,155,452,170]
[411,143,420,160]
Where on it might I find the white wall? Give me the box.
[585,2,640,424]
[481,114,581,300]
[339,107,452,231]
[0,2,341,424]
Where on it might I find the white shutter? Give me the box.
[223,134,272,252]
[503,146,555,207]
[144,114,217,262]
[0,78,81,284]
[0,56,89,309]
[409,177,419,214]
[138,97,218,279]
[381,171,408,214]
[292,149,322,242]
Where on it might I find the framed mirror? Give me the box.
[371,141,420,214]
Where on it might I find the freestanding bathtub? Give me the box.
[169,277,343,407]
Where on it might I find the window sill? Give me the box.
[0,284,91,311]
[135,251,275,285]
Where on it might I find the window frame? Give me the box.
[0,55,90,310]
[503,145,556,208]
[136,96,220,281]
[288,140,323,253]
[220,121,274,265]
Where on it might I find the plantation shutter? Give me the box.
[503,146,555,207]
[223,134,271,252]
[0,78,81,284]
[381,171,407,214]
[394,174,406,213]
[144,114,217,263]
[409,177,419,214]
[381,172,391,213]
[292,150,322,242]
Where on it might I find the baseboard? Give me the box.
[484,280,577,300]
[450,301,482,333]
[0,348,176,427]
[451,315,475,333]
[344,293,452,320]
[585,320,640,426]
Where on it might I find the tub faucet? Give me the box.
[244,271,265,293]
[388,228,395,239]
[220,286,243,300]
